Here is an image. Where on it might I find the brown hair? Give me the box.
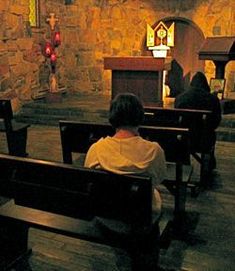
[109,93,144,128]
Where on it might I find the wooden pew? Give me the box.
[0,100,30,157]
[144,106,214,191]
[59,120,193,221]
[0,153,158,271]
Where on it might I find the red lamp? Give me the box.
[44,42,53,57]
[50,53,57,63]
[53,31,61,47]
[50,53,56,73]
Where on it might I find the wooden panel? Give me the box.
[104,56,170,105]
[199,36,235,61]
[111,70,162,105]
[104,56,171,71]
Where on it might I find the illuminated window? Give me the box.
[29,0,40,27]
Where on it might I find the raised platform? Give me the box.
[15,93,235,142]
[16,93,110,125]
[220,98,235,114]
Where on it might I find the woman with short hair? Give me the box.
[85,93,166,216]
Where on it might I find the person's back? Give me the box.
[174,71,221,129]
[84,93,166,270]
[85,93,166,218]
[174,71,222,169]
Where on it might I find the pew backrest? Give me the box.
[144,106,213,153]
[0,153,152,227]
[59,121,193,217]
[60,121,115,164]
[59,120,191,165]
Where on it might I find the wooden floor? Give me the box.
[0,125,235,271]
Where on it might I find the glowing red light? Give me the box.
[54,32,61,47]
[45,42,52,57]
[50,53,57,62]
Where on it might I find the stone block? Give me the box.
[7,41,18,52]
[89,66,102,82]
[76,52,94,66]
[64,16,80,27]
[1,78,12,91]
[9,4,28,15]
[16,38,34,50]
[6,13,19,29]
[221,98,235,114]
[8,51,23,65]
[0,2,7,11]
[0,65,9,76]
[11,62,34,76]
[0,41,8,52]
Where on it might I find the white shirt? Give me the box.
[84,136,166,213]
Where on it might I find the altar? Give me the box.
[104,56,171,106]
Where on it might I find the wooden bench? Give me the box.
[59,120,193,221]
[0,153,160,271]
[0,100,30,157]
[144,106,214,191]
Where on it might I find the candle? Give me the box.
[50,53,57,62]
[54,31,61,47]
[45,42,52,57]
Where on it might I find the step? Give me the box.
[220,114,235,128]
[16,113,109,126]
[216,126,235,142]
[220,98,235,114]
[14,94,235,142]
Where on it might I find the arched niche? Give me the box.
[142,17,205,97]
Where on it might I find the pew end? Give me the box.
[0,100,30,157]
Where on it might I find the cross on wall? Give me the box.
[46,13,59,31]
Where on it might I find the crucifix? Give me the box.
[46,13,59,31]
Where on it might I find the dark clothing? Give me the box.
[175,86,222,130]
[175,71,222,179]
[174,85,221,174]
[174,86,222,154]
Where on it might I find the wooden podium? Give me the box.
[104,56,171,106]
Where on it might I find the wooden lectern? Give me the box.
[104,56,171,106]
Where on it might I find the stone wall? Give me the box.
[1,0,235,111]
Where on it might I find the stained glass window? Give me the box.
[29,0,40,27]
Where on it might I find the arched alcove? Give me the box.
[142,17,205,96]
